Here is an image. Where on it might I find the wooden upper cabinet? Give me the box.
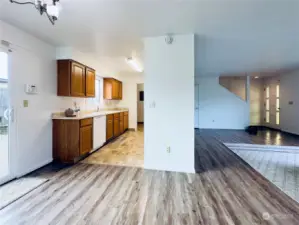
[104,79,112,100]
[112,80,119,99]
[85,67,95,97]
[119,82,122,99]
[71,61,86,97]
[104,78,122,100]
[57,60,95,97]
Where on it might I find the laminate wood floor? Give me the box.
[198,128,299,146]
[1,130,299,224]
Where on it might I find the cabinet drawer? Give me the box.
[80,118,93,127]
[107,114,113,121]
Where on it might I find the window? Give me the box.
[265,86,270,123]
[95,78,101,103]
[266,111,270,123]
[88,76,101,107]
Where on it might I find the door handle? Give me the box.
[4,108,9,120]
[9,108,14,122]
[4,108,14,122]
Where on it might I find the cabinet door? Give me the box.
[106,119,114,141]
[86,67,95,97]
[124,114,128,130]
[71,62,86,97]
[104,79,112,100]
[113,114,120,137]
[119,121,124,134]
[112,80,119,99]
[118,81,122,100]
[80,125,93,155]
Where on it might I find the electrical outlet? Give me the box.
[167,146,171,153]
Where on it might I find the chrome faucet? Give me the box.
[73,101,80,113]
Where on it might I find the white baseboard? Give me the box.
[144,164,195,174]
[16,158,53,178]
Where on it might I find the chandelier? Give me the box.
[9,0,61,25]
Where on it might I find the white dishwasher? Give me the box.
[93,115,106,152]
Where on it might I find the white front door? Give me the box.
[264,79,280,129]
[194,84,199,128]
[0,48,15,185]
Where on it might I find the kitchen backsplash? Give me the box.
[57,97,121,113]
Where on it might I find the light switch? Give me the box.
[23,100,29,108]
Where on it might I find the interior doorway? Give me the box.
[137,83,144,126]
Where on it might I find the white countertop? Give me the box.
[52,109,128,120]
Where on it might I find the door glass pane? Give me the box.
[276,112,280,125]
[266,99,270,110]
[276,85,280,98]
[266,111,270,123]
[266,86,270,98]
[0,51,9,180]
[276,98,280,111]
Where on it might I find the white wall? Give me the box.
[137,83,144,123]
[0,20,57,177]
[197,76,250,129]
[144,34,195,173]
[278,72,299,135]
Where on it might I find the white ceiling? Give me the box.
[1,0,299,75]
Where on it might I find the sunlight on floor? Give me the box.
[82,124,144,168]
[227,143,299,203]
[0,134,9,179]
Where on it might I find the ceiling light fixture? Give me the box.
[254,76,259,79]
[126,57,143,72]
[9,0,61,25]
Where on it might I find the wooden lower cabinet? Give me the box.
[124,111,129,130]
[106,114,114,141]
[80,125,93,155]
[114,113,120,137]
[106,111,128,142]
[53,119,93,163]
[119,112,124,134]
